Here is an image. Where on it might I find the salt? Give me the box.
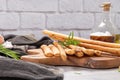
[90,31,112,36]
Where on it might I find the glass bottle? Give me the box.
[90,2,118,42]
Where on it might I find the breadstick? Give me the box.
[79,42,120,56]
[49,35,65,41]
[94,50,102,56]
[48,44,60,56]
[76,47,94,56]
[43,30,120,48]
[68,45,84,57]
[64,48,75,55]
[75,51,84,57]
[69,45,94,56]
[27,49,44,55]
[84,49,94,56]
[69,45,77,49]
[43,30,65,41]
[41,45,54,57]
[53,42,67,61]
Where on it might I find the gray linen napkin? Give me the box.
[0,56,63,80]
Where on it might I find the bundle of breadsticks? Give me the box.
[39,42,102,61]
[42,30,120,59]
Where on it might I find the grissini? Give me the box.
[53,42,67,61]
[94,50,102,56]
[75,51,84,57]
[41,45,54,57]
[64,48,75,55]
[84,49,95,56]
[79,43,120,56]
[27,49,44,55]
[43,30,120,48]
[48,44,60,56]
[68,45,84,57]
[69,45,94,56]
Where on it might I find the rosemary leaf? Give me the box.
[0,45,20,60]
[59,32,80,47]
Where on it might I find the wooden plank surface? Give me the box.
[21,49,120,69]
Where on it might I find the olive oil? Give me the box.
[90,2,118,43]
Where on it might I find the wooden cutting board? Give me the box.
[21,49,120,69]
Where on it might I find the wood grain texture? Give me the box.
[21,49,120,69]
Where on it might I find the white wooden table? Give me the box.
[58,66,120,80]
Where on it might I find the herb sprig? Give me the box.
[0,45,20,60]
[59,31,80,47]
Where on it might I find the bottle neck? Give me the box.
[102,11,111,22]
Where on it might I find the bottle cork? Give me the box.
[101,2,111,11]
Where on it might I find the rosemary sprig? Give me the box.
[0,45,20,60]
[59,31,80,47]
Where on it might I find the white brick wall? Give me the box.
[59,0,83,12]
[7,0,58,12]
[0,0,119,39]
[0,12,19,30]
[47,13,94,30]
[0,0,6,11]
[20,13,45,29]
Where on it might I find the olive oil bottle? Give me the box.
[90,2,118,43]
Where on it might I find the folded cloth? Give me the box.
[0,56,63,80]
[2,34,53,57]
[3,34,53,47]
